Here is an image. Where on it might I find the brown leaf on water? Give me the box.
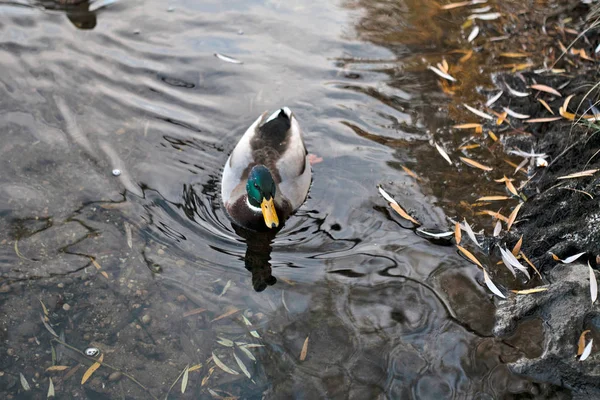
[578,330,592,356]
[530,84,561,97]
[477,196,511,201]
[390,203,421,225]
[478,210,509,223]
[100,271,109,279]
[454,222,461,245]
[557,169,598,180]
[487,130,498,141]
[183,308,207,318]
[46,366,70,372]
[538,99,554,114]
[90,257,102,270]
[401,165,420,180]
[300,336,309,361]
[456,245,483,268]
[211,308,241,322]
[81,354,103,385]
[507,203,523,231]
[524,117,562,123]
[460,157,493,171]
[512,235,523,256]
[454,123,483,133]
[520,252,541,279]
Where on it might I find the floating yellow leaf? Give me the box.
[477,196,510,201]
[300,336,309,361]
[530,84,561,97]
[507,202,523,231]
[454,222,461,245]
[460,157,493,171]
[81,354,103,385]
[456,245,483,268]
[510,288,548,294]
[401,165,419,180]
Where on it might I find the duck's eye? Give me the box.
[254,183,259,188]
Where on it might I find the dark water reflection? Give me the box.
[0,0,567,398]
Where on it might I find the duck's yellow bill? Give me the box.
[261,197,279,229]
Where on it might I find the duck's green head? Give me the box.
[246,165,279,229]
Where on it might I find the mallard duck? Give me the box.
[221,107,311,231]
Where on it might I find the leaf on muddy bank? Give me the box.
[493,220,502,237]
[459,143,481,150]
[453,123,483,133]
[477,195,510,201]
[500,52,529,58]
[578,330,591,356]
[440,0,487,10]
[496,111,508,125]
[530,84,561,97]
[212,352,239,375]
[486,91,503,107]
[487,130,498,141]
[181,365,189,394]
[460,157,493,171]
[454,222,462,245]
[81,354,103,385]
[468,26,479,42]
[503,107,530,119]
[505,84,530,97]
[468,12,501,20]
[457,245,483,268]
[378,186,421,225]
[499,246,530,279]
[590,261,597,304]
[524,117,562,123]
[20,373,30,391]
[521,252,542,279]
[428,65,456,81]
[464,104,493,120]
[483,270,505,298]
[300,336,309,361]
[557,169,598,180]
[553,252,587,264]
[538,99,554,114]
[506,202,523,231]
[510,287,548,294]
[580,339,593,361]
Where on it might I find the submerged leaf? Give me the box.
[462,220,481,248]
[457,245,483,268]
[233,352,252,379]
[20,373,31,391]
[483,270,505,298]
[211,308,241,322]
[212,353,239,375]
[215,53,243,64]
[530,84,561,97]
[47,377,55,398]
[181,365,189,394]
[81,354,103,385]
[464,104,493,120]
[460,157,493,171]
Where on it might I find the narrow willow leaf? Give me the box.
[512,235,523,256]
[505,84,529,97]
[493,220,502,237]
[441,0,487,10]
[590,261,597,304]
[378,186,396,204]
[211,308,240,322]
[464,104,493,120]
[300,336,309,361]
[500,246,530,279]
[462,220,481,247]
[416,228,453,238]
[457,245,483,268]
[217,337,234,347]
[40,299,49,317]
[468,12,501,20]
[212,353,239,375]
[521,252,542,279]
[188,364,202,372]
[538,98,554,114]
[183,308,206,318]
[477,195,510,201]
[454,222,462,245]
[478,210,509,222]
[20,373,31,391]
[401,165,419,180]
[500,52,529,58]
[498,247,516,277]
[250,330,260,338]
[181,365,189,394]
[41,314,59,338]
[530,84,561,97]
[503,107,530,119]
[486,91,503,107]
[510,287,548,294]
[380,190,420,225]
[47,377,55,398]
[435,143,452,165]
[580,339,593,361]
[219,280,232,297]
[557,169,598,180]
[561,252,586,264]
[81,354,103,385]
[507,202,523,231]
[578,330,591,356]
[215,53,243,64]
[460,157,493,171]
[505,179,518,196]
[453,123,483,129]
[237,345,256,361]
[467,26,479,42]
[524,117,562,123]
[125,222,133,249]
[233,352,251,379]
[427,65,456,81]
[483,270,505,298]
[46,366,69,372]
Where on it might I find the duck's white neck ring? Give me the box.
[246,197,263,213]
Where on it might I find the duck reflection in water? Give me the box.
[231,224,277,292]
[38,0,97,30]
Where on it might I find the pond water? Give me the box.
[0,0,569,398]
